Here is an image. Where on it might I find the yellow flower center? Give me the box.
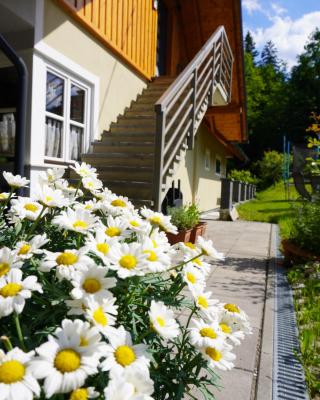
[73,220,88,230]
[24,203,39,212]
[0,360,25,383]
[56,252,78,266]
[84,204,92,210]
[130,220,140,227]
[205,347,222,362]
[143,250,158,262]
[114,345,136,367]
[79,336,89,347]
[111,199,126,207]
[184,242,196,249]
[45,196,53,203]
[0,263,10,277]
[220,323,232,334]
[0,193,8,200]
[194,258,202,266]
[0,283,22,297]
[18,244,31,255]
[200,327,217,339]
[224,303,240,314]
[119,255,137,270]
[156,316,166,327]
[70,388,88,400]
[197,296,208,309]
[93,307,108,326]
[186,272,196,284]
[152,240,158,248]
[82,278,101,294]
[54,349,81,373]
[105,227,121,237]
[96,243,109,255]
[149,216,161,225]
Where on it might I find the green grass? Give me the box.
[237,182,299,237]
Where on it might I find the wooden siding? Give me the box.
[55,0,158,79]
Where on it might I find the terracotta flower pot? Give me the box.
[281,239,320,264]
[189,221,208,244]
[166,228,193,245]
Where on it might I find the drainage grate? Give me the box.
[273,227,309,400]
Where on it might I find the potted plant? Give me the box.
[188,203,208,243]
[166,205,198,244]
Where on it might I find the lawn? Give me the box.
[236,182,299,237]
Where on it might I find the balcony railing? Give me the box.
[153,26,234,210]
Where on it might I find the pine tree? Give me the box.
[244,31,259,62]
[261,40,279,68]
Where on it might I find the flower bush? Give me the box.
[0,164,251,400]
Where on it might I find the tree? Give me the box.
[244,31,259,63]
[261,40,279,68]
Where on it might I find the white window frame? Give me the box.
[215,155,222,176]
[44,66,90,163]
[204,149,211,171]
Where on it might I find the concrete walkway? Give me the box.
[202,220,276,400]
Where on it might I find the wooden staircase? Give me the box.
[81,77,174,208]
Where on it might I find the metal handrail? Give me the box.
[153,26,234,210]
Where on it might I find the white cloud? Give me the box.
[271,3,287,16]
[242,0,262,15]
[250,11,320,69]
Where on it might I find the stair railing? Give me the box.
[153,26,234,211]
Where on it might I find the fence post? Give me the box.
[153,105,165,211]
[221,178,233,210]
[188,68,197,150]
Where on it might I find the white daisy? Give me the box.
[141,238,171,273]
[219,303,252,335]
[182,264,206,292]
[52,208,98,233]
[71,162,97,179]
[0,269,42,317]
[0,192,10,202]
[149,300,179,339]
[102,195,135,216]
[15,234,49,260]
[200,341,236,371]
[70,264,116,301]
[107,242,148,279]
[140,207,177,234]
[100,326,150,375]
[9,197,47,221]
[191,288,220,318]
[3,172,29,188]
[196,237,225,260]
[55,179,84,199]
[189,318,225,348]
[127,215,150,234]
[85,297,118,335]
[69,387,99,400]
[85,227,118,264]
[0,347,40,400]
[34,184,69,208]
[217,316,245,346]
[29,319,101,398]
[92,187,114,202]
[82,176,103,192]
[39,248,94,280]
[185,255,211,276]
[0,247,22,278]
[74,198,101,212]
[104,215,129,238]
[39,167,65,185]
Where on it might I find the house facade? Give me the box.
[0,0,247,212]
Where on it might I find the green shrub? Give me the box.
[228,169,258,184]
[168,204,200,230]
[253,150,284,189]
[289,201,320,254]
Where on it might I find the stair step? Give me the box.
[100,137,155,145]
[92,144,154,153]
[97,166,153,180]
[125,109,155,117]
[118,114,156,122]
[102,131,155,139]
[110,125,155,134]
[82,154,154,167]
[100,180,152,199]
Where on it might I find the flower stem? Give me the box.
[167,253,203,273]
[13,312,26,351]
[1,335,13,351]
[28,205,47,237]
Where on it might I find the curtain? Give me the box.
[69,125,82,161]
[45,118,62,158]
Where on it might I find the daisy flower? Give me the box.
[0,247,22,277]
[85,297,118,335]
[3,172,29,188]
[196,237,225,260]
[105,367,154,400]
[69,387,99,400]
[0,269,42,317]
[100,326,150,375]
[93,187,114,202]
[182,264,206,292]
[189,318,225,348]
[0,192,10,202]
[34,184,69,208]
[127,215,150,234]
[107,242,148,279]
[140,207,177,234]
[102,195,135,216]
[200,341,235,370]
[55,179,84,199]
[74,198,101,212]
[141,238,171,273]
[191,288,220,317]
[85,227,118,263]
[9,197,47,221]
[103,215,129,238]
[217,315,245,346]
[149,300,179,339]
[0,347,40,400]
[71,162,97,179]
[185,255,211,276]
[219,303,252,335]
[39,248,94,280]
[70,264,116,301]
[82,176,103,192]
[15,234,49,260]
[29,319,101,398]
[52,208,98,233]
[38,167,65,185]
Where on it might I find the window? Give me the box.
[215,156,221,175]
[204,149,211,171]
[45,69,89,162]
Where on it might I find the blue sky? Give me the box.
[242,0,320,69]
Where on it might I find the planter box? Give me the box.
[189,221,208,243]
[281,239,320,264]
[166,228,193,245]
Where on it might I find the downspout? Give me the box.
[0,34,28,178]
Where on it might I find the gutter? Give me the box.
[0,34,28,179]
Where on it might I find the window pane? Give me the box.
[70,84,85,123]
[216,159,221,174]
[69,124,83,161]
[46,72,64,116]
[45,117,63,158]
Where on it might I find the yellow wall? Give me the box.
[42,1,147,135]
[173,125,227,212]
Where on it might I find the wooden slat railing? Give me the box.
[153,26,233,211]
[55,0,158,79]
